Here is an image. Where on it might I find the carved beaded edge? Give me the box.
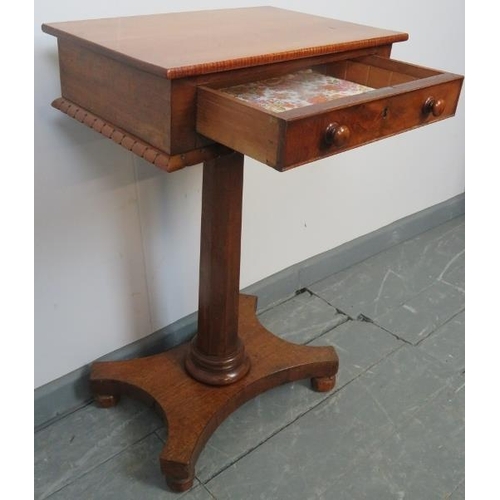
[51,97,230,172]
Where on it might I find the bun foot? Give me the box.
[166,477,194,493]
[311,375,336,392]
[94,394,120,408]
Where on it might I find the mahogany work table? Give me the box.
[42,7,463,492]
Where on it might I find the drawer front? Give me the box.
[196,57,463,171]
[282,77,463,169]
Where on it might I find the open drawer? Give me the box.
[196,56,463,171]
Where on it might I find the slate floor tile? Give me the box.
[440,249,465,292]
[310,216,464,320]
[357,344,454,424]
[309,319,402,387]
[157,319,401,483]
[206,342,453,499]
[35,215,465,499]
[205,379,398,500]
[258,290,347,344]
[328,432,463,500]
[374,281,464,344]
[45,434,211,500]
[325,376,464,500]
[449,479,465,499]
[419,311,465,373]
[411,375,464,459]
[35,398,163,500]
[310,258,409,320]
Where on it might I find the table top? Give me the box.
[42,7,407,79]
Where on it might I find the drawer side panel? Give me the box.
[197,88,282,167]
[58,40,172,153]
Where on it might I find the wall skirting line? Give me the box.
[35,193,465,430]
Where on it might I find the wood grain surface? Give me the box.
[91,294,339,492]
[186,152,251,386]
[42,7,408,79]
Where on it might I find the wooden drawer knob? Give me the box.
[423,97,445,117]
[325,123,350,147]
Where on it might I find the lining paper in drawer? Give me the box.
[221,70,373,113]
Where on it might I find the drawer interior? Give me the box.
[197,55,462,170]
[217,56,441,114]
[325,56,440,88]
[220,70,374,113]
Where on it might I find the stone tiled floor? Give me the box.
[34,215,465,500]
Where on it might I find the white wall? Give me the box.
[34,0,464,388]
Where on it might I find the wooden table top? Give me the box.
[42,7,407,79]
